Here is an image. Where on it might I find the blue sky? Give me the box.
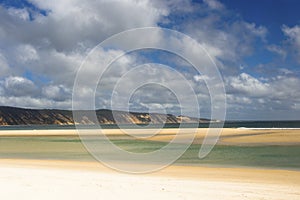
[221,0,300,70]
[0,0,299,120]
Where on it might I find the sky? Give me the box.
[0,0,300,120]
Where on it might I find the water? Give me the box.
[0,120,300,130]
[0,136,299,170]
[1,121,299,170]
[222,121,300,128]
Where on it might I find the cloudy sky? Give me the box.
[0,0,299,120]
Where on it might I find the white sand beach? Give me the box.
[0,159,300,200]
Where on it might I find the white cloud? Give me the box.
[23,0,167,51]
[203,0,225,10]
[278,68,293,75]
[193,75,210,82]
[244,22,267,39]
[93,63,203,116]
[42,85,71,102]
[282,24,300,44]
[226,73,270,97]
[0,1,299,120]
[266,45,287,59]
[16,44,39,62]
[0,95,72,109]
[7,8,30,21]
[152,0,194,13]
[182,15,268,64]
[227,95,252,104]
[282,24,300,63]
[271,76,300,100]
[0,53,10,77]
[0,0,169,98]
[3,76,38,97]
[28,49,83,86]
[225,72,300,119]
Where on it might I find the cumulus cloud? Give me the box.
[226,73,270,97]
[0,76,72,109]
[203,0,224,10]
[0,0,169,108]
[226,73,300,101]
[282,24,300,63]
[3,76,38,97]
[0,95,71,109]
[16,44,39,62]
[25,0,167,51]
[180,14,267,66]
[94,63,203,117]
[225,72,300,119]
[42,85,71,102]
[7,7,30,21]
[0,53,10,77]
[282,24,300,43]
[0,0,299,120]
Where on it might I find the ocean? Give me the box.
[0,120,300,130]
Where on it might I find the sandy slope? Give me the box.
[0,159,300,200]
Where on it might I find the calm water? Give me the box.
[0,136,299,170]
[0,120,300,130]
[1,121,300,170]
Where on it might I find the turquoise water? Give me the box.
[180,144,300,169]
[0,136,299,170]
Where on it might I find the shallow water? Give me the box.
[0,135,300,170]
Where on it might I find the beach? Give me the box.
[0,128,300,199]
[1,159,300,200]
[1,0,299,199]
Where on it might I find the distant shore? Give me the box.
[1,128,300,146]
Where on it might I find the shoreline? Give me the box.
[1,158,300,184]
[0,158,299,183]
[1,128,300,146]
[1,129,300,199]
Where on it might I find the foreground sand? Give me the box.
[0,159,300,200]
